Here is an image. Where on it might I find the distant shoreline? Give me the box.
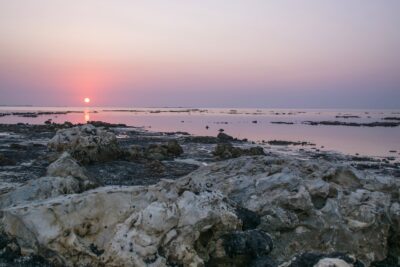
[0,105,400,111]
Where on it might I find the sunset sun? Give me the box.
[84,97,90,104]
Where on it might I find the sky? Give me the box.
[0,0,399,108]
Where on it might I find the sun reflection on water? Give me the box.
[84,109,90,122]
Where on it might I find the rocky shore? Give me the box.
[0,122,399,266]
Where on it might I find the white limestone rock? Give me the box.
[48,124,121,164]
[2,180,240,266]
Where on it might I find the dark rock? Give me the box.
[0,232,54,266]
[303,120,400,127]
[87,121,127,128]
[248,146,266,156]
[0,233,19,261]
[353,163,381,170]
[145,141,183,161]
[270,121,294,125]
[0,153,16,166]
[372,255,400,267]
[223,230,273,258]
[235,207,261,230]
[85,160,198,186]
[250,256,277,267]
[127,145,145,161]
[145,144,170,161]
[267,140,315,146]
[351,156,379,162]
[213,143,265,160]
[62,121,74,128]
[128,140,183,161]
[213,143,234,159]
[166,140,184,156]
[164,131,190,136]
[12,112,38,118]
[89,243,104,256]
[335,115,361,119]
[9,143,29,150]
[382,117,400,121]
[217,132,234,142]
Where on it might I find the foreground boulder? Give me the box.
[182,156,400,265]
[1,182,240,266]
[1,155,399,266]
[217,132,235,142]
[48,124,121,164]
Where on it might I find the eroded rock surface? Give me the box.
[1,183,241,266]
[182,156,400,265]
[48,124,122,164]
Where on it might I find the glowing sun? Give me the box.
[84,97,90,104]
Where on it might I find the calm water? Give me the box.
[1,106,399,159]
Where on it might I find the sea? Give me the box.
[0,106,399,159]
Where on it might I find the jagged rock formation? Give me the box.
[181,156,400,265]
[48,124,122,164]
[1,182,241,266]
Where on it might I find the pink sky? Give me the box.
[0,0,399,108]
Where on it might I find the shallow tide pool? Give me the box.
[0,107,399,159]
